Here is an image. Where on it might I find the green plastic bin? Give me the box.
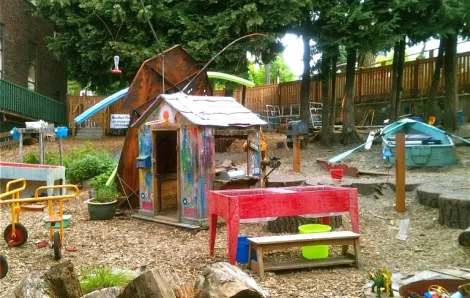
[298,224,331,259]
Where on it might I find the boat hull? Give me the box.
[381,119,457,167]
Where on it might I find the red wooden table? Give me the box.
[209,185,359,265]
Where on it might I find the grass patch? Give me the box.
[80,266,132,294]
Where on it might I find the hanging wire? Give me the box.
[139,0,165,93]
[181,32,268,94]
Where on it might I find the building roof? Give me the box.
[136,93,266,127]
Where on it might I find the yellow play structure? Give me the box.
[0,178,79,261]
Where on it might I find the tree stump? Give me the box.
[458,227,470,247]
[14,260,83,298]
[267,216,342,233]
[438,194,470,229]
[194,262,267,298]
[417,179,470,229]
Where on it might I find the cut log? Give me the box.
[82,286,123,298]
[194,262,268,298]
[119,268,176,298]
[267,216,342,233]
[458,227,470,247]
[14,260,83,298]
[438,194,470,229]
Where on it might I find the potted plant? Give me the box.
[86,183,119,220]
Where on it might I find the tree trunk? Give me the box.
[390,41,400,122]
[458,227,470,247]
[443,34,459,131]
[425,38,445,122]
[396,36,406,119]
[265,63,271,85]
[321,54,331,144]
[300,32,311,125]
[330,51,338,127]
[342,47,360,144]
[357,52,376,68]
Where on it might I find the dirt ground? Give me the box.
[0,131,469,297]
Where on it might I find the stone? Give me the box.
[194,262,268,298]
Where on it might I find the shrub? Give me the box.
[66,152,115,184]
[94,183,120,203]
[23,151,60,165]
[80,266,132,294]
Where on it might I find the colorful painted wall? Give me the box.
[136,99,215,224]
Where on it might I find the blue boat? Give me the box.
[381,118,456,167]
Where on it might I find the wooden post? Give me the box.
[59,138,63,166]
[395,133,405,212]
[293,135,303,173]
[19,133,23,163]
[241,85,247,107]
[39,133,44,165]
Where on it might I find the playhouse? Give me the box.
[132,92,266,228]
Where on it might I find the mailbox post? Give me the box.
[286,120,308,173]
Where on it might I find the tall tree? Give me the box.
[320,54,331,144]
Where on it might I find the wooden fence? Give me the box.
[230,51,470,114]
[67,95,132,136]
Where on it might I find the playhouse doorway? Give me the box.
[153,130,179,222]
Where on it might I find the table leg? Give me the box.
[209,214,218,256]
[247,243,253,269]
[255,247,265,281]
[354,238,362,268]
[226,217,240,265]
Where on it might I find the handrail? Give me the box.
[0,185,79,205]
[0,178,26,200]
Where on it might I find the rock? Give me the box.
[14,260,83,298]
[194,262,268,298]
[82,287,123,298]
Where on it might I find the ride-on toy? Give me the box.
[0,178,79,261]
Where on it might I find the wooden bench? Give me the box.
[247,231,361,280]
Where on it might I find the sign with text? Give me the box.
[110,114,130,129]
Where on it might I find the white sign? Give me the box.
[110,114,130,129]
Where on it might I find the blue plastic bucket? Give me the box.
[236,236,257,264]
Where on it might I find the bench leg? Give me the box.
[353,239,362,268]
[255,247,265,281]
[247,243,253,270]
[341,245,349,256]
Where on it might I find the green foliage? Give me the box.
[66,152,115,185]
[94,183,120,203]
[63,141,98,169]
[67,80,82,96]
[80,266,132,294]
[23,151,60,166]
[89,170,113,189]
[248,54,296,85]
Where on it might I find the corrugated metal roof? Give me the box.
[161,93,266,127]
